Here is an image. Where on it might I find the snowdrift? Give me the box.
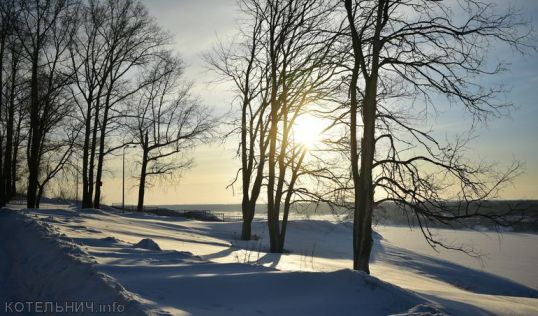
[0,209,445,315]
[0,211,147,315]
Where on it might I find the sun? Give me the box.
[292,114,325,148]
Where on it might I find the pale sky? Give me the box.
[97,0,538,205]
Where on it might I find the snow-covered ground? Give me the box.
[1,200,537,315]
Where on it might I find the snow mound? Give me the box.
[101,236,121,243]
[393,304,446,316]
[134,238,162,251]
[0,211,149,315]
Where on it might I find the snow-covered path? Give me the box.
[2,201,538,315]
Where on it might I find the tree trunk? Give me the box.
[137,133,149,213]
[242,161,265,241]
[269,83,291,254]
[0,135,3,207]
[3,101,14,201]
[11,110,22,196]
[0,31,5,207]
[353,74,378,274]
[240,196,253,240]
[86,102,100,208]
[241,216,253,241]
[345,0,384,274]
[240,90,253,240]
[267,115,281,253]
[279,150,305,252]
[93,88,113,208]
[3,52,18,201]
[36,185,44,209]
[136,156,147,212]
[27,47,41,209]
[81,101,92,208]
[279,200,291,253]
[346,13,363,271]
[242,134,267,240]
[267,48,280,253]
[86,87,103,209]
[93,125,106,208]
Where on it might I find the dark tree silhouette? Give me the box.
[264,0,338,253]
[1,33,25,203]
[0,0,19,206]
[0,32,28,199]
[13,0,79,208]
[234,0,339,252]
[130,53,213,212]
[70,0,169,209]
[36,124,80,207]
[342,0,528,273]
[206,4,270,240]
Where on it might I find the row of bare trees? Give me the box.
[209,0,342,252]
[211,0,530,273]
[0,0,213,210]
[0,0,530,275]
[0,0,75,208]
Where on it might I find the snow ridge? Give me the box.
[0,211,153,315]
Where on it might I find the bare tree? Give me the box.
[0,0,18,206]
[29,58,78,207]
[68,0,109,209]
[91,0,170,209]
[206,3,270,240]
[342,0,529,273]
[36,123,80,207]
[130,53,213,212]
[1,32,28,198]
[237,0,339,252]
[13,0,79,208]
[1,30,25,202]
[70,0,169,209]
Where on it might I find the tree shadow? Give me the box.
[377,242,538,298]
[255,252,283,269]
[202,238,283,269]
[202,246,236,261]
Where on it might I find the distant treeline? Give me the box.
[152,200,538,232]
[374,201,538,232]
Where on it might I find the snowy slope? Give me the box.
[0,210,149,315]
[0,229,10,303]
[1,201,537,315]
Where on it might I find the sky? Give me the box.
[95,0,538,205]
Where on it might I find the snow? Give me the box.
[392,304,446,316]
[0,228,10,303]
[134,238,162,251]
[376,226,538,290]
[1,201,537,315]
[0,210,148,315]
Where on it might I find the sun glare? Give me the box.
[292,115,326,148]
